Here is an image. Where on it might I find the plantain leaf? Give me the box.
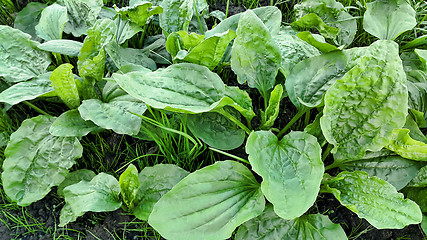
[115,2,163,27]
[260,84,283,129]
[35,3,68,41]
[49,109,102,137]
[114,15,142,45]
[119,164,140,209]
[246,131,323,219]
[386,129,427,161]
[57,169,96,196]
[159,0,193,35]
[50,63,80,109]
[13,2,46,42]
[38,40,83,57]
[291,13,339,40]
[148,160,265,240]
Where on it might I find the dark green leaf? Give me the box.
[13,2,46,41]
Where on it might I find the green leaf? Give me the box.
[49,109,102,137]
[224,86,256,121]
[285,51,347,110]
[363,0,416,40]
[50,63,80,109]
[119,164,140,209]
[114,15,142,45]
[326,171,422,229]
[1,115,83,206]
[260,84,283,129]
[320,40,408,161]
[35,3,68,41]
[78,19,116,82]
[402,187,427,213]
[0,72,54,105]
[57,0,103,37]
[133,164,189,221]
[13,2,46,42]
[273,30,321,77]
[292,13,339,40]
[404,114,427,143]
[176,31,205,50]
[112,63,253,116]
[115,2,163,27]
[159,0,193,35]
[246,131,323,219]
[235,204,347,240]
[386,129,427,161]
[340,154,421,191]
[407,165,427,188]
[148,160,265,240]
[38,40,83,57]
[297,31,338,53]
[59,173,122,227]
[105,41,157,71]
[57,169,96,196]
[78,99,147,135]
[187,110,245,150]
[0,25,51,83]
[231,10,281,97]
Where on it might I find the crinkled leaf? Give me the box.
[148,160,265,240]
[59,173,121,227]
[326,171,422,229]
[105,41,157,71]
[231,10,281,97]
[297,31,338,53]
[386,129,427,161]
[133,164,189,221]
[407,165,427,188]
[363,0,416,40]
[115,2,163,27]
[260,84,283,129]
[50,63,80,109]
[35,4,68,41]
[0,72,53,105]
[57,169,96,196]
[224,86,256,121]
[114,15,142,45]
[13,2,46,41]
[291,13,339,40]
[320,40,408,161]
[78,99,147,135]
[119,164,140,209]
[1,115,83,206]
[407,81,427,122]
[404,114,427,143]
[177,31,205,50]
[49,109,102,137]
[235,204,347,240]
[57,0,103,37]
[159,0,193,34]
[273,31,321,77]
[285,51,347,110]
[38,40,83,57]
[246,131,323,219]
[187,110,245,150]
[0,25,51,83]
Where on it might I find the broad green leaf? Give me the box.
[59,173,122,227]
[57,0,103,37]
[50,63,80,109]
[285,51,347,110]
[415,49,427,68]
[38,40,83,57]
[205,6,282,38]
[105,41,157,71]
[326,171,422,229]
[1,115,83,206]
[35,3,68,41]
[148,160,265,240]
[176,31,205,50]
[181,30,237,70]
[407,165,427,188]
[159,0,193,35]
[114,15,142,45]
[320,40,408,161]
[404,114,427,143]
[78,99,147,135]
[115,2,163,27]
[133,164,189,221]
[402,187,427,213]
[235,204,347,240]
[273,31,321,77]
[0,25,51,83]
[407,81,427,123]
[0,72,54,105]
[78,19,116,82]
[340,154,421,190]
[112,63,253,116]
[260,84,283,129]
[246,131,323,219]
[49,109,102,137]
[291,13,339,40]
[57,169,96,196]
[386,129,427,161]
[13,2,46,42]
[119,164,140,209]
[187,110,245,150]
[363,0,416,40]
[224,86,256,121]
[297,31,338,53]
[231,10,281,97]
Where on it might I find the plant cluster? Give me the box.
[0,0,427,239]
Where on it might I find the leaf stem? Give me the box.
[304,109,311,126]
[217,108,251,135]
[277,108,309,138]
[23,101,50,116]
[139,24,148,48]
[325,160,341,171]
[209,147,250,164]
